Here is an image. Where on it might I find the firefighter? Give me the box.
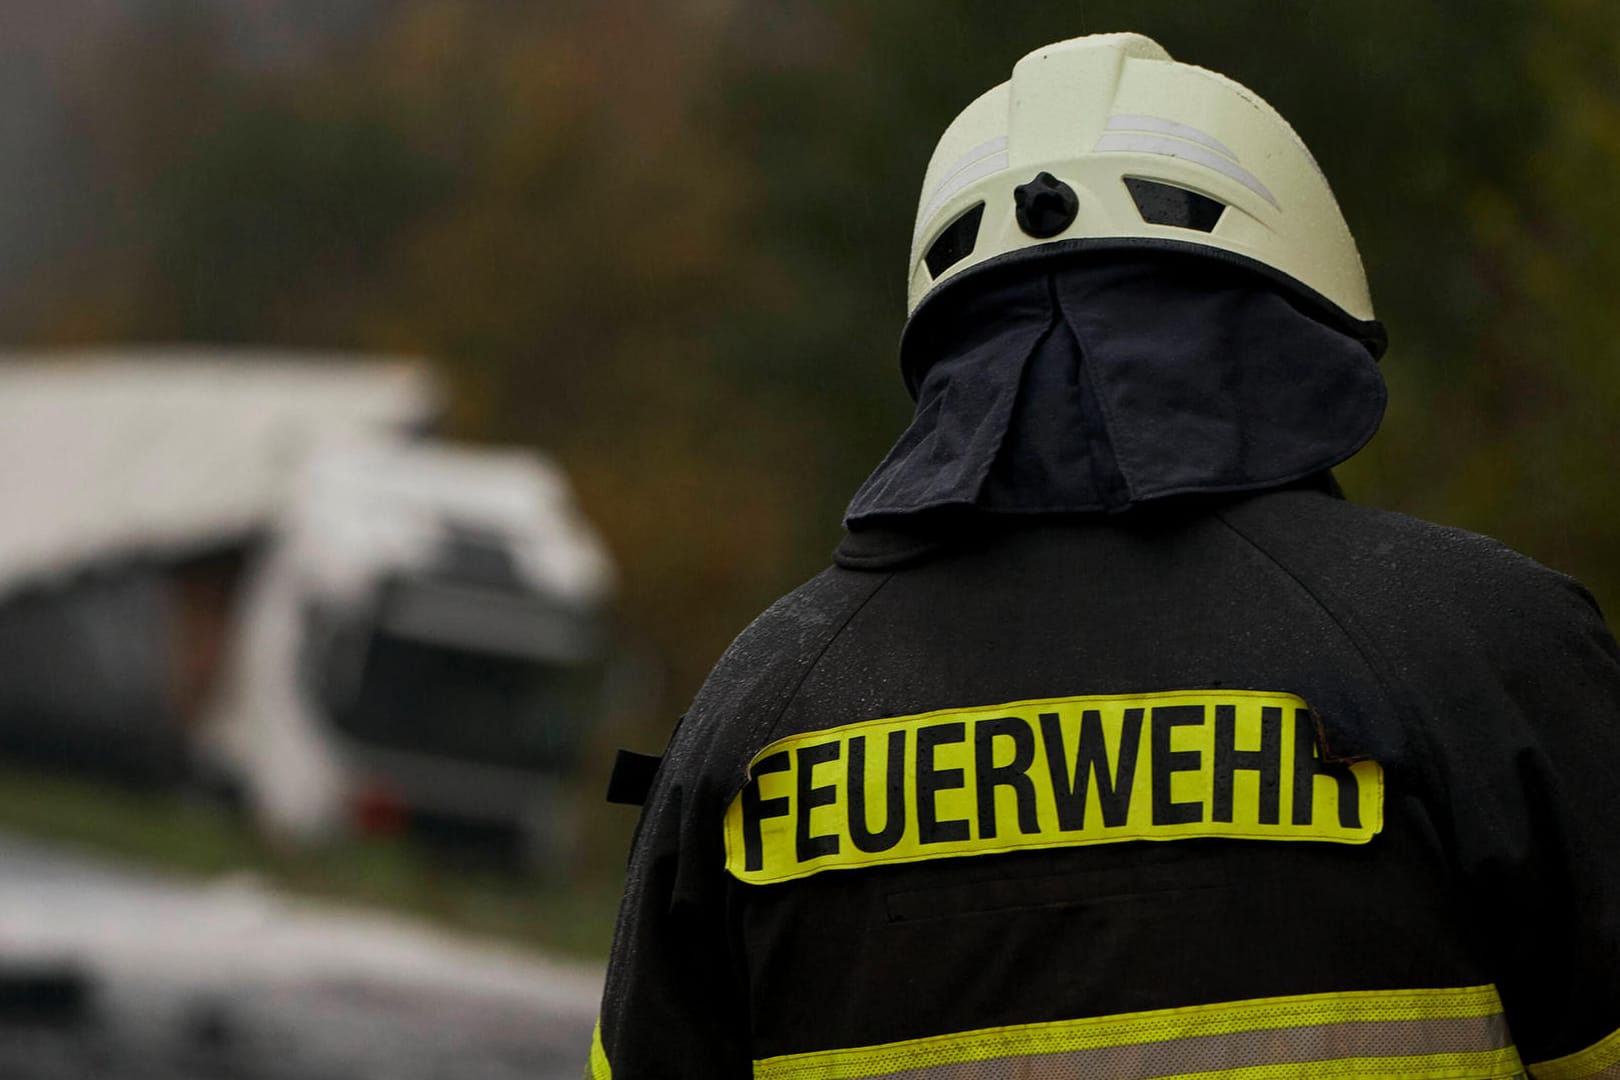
[591,33,1620,1080]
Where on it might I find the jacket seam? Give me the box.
[726,569,896,1061]
[744,570,899,755]
[1218,511,1445,764]
[1210,508,1458,837]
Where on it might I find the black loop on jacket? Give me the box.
[606,749,663,806]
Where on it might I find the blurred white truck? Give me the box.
[201,438,617,867]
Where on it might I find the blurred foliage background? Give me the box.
[3,1,1617,861]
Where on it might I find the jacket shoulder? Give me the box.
[1222,491,1600,620]
[1218,491,1613,689]
[671,566,891,789]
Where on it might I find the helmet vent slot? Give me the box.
[1123,177,1225,232]
[924,202,985,278]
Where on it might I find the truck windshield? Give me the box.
[331,629,599,772]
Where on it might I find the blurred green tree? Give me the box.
[4,0,1618,770]
[4,2,815,734]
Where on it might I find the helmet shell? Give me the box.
[907,33,1376,334]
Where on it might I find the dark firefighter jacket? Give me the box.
[590,257,1620,1080]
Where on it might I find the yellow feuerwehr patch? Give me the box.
[723,690,1382,885]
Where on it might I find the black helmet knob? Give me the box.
[1014,171,1079,238]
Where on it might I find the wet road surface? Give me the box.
[0,834,602,1079]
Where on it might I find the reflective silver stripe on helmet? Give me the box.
[1106,113,1241,162]
[1092,131,1280,210]
[914,137,1009,242]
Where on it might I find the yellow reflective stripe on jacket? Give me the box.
[587,1019,611,1080]
[752,985,1523,1080]
[1530,1023,1620,1079]
[724,689,1383,885]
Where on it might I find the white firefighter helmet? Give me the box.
[906,33,1381,351]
